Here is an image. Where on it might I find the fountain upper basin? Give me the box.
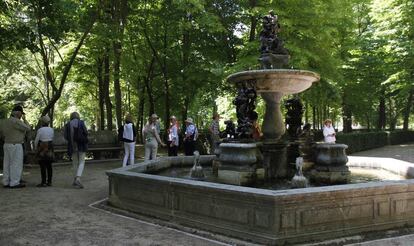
[227,69,320,94]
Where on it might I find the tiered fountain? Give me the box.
[106,10,414,245]
[222,10,319,183]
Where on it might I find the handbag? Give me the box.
[37,141,55,161]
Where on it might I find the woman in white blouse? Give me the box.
[167,116,179,156]
[34,115,54,187]
[142,114,166,160]
[323,119,336,143]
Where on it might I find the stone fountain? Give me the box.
[105,10,414,245]
[226,11,319,181]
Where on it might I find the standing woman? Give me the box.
[34,115,54,187]
[64,112,88,189]
[119,114,136,167]
[167,116,179,156]
[323,119,336,143]
[142,114,166,160]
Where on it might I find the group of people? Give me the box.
[1,106,87,189]
[2,103,337,190]
[121,114,200,164]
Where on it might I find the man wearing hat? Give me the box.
[184,117,198,156]
[2,105,31,188]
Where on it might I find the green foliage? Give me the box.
[0,0,413,132]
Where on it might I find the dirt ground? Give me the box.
[2,143,414,246]
[0,161,233,246]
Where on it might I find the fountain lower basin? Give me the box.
[106,156,414,245]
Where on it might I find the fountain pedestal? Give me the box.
[310,143,350,184]
[216,142,262,186]
[261,92,285,139]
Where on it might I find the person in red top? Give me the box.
[250,112,262,141]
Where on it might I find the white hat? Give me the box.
[151,113,159,119]
[41,115,50,124]
[185,118,193,124]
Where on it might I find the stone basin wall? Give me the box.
[107,156,414,245]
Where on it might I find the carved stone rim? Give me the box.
[226,69,320,84]
[220,142,259,148]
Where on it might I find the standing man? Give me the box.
[2,105,30,188]
[184,118,198,156]
[209,113,220,154]
[64,112,88,189]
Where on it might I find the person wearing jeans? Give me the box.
[64,112,88,189]
[119,114,136,167]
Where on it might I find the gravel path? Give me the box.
[0,161,231,246]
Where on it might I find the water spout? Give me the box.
[190,151,205,180]
[291,157,308,188]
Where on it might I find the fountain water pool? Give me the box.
[106,156,414,245]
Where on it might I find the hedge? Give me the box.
[335,130,414,154]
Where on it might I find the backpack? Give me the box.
[73,121,88,144]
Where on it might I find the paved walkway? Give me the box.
[0,143,413,246]
[350,142,414,163]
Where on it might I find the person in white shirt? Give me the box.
[167,116,179,156]
[34,115,54,187]
[184,118,198,156]
[118,114,136,167]
[142,114,166,160]
[323,119,336,143]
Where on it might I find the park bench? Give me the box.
[26,130,132,164]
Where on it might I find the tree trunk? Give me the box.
[403,88,413,131]
[40,13,96,117]
[103,48,113,130]
[312,105,316,129]
[113,41,123,129]
[388,98,397,131]
[377,88,386,129]
[248,0,257,42]
[304,101,309,124]
[144,57,156,115]
[97,57,105,130]
[111,0,128,129]
[366,113,370,130]
[182,96,190,131]
[342,92,353,133]
[137,78,145,144]
[163,26,171,132]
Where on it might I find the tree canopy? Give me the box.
[0,0,413,137]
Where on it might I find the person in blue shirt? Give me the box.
[183,118,198,156]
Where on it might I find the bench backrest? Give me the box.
[31,129,119,148]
